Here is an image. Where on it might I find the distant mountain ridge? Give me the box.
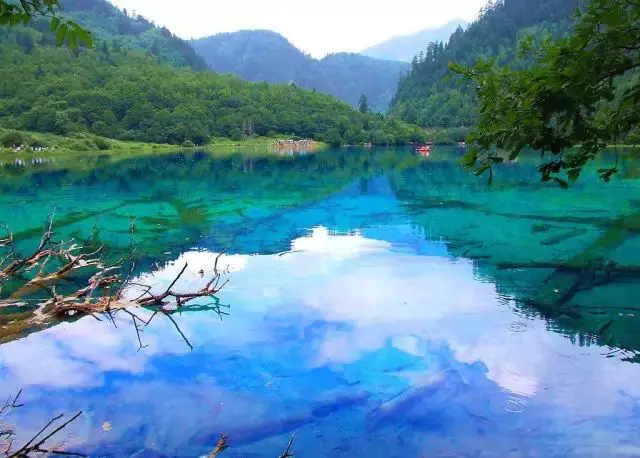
[361,20,469,62]
[191,30,408,112]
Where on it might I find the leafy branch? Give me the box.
[450,0,640,184]
[0,0,93,49]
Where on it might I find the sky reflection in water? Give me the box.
[2,226,640,457]
[1,148,640,457]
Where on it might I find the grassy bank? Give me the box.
[0,129,297,155]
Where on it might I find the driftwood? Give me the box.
[0,214,230,349]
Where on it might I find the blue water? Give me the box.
[1,147,640,457]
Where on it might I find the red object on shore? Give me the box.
[417,145,431,156]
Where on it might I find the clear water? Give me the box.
[1,146,640,457]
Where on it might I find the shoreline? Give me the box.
[0,129,331,158]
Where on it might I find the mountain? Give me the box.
[390,0,581,129]
[0,10,426,146]
[59,0,207,70]
[190,30,408,113]
[361,19,469,62]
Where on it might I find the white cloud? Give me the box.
[108,0,484,57]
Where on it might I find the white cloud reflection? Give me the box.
[1,226,640,428]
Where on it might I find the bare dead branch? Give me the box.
[0,212,56,281]
[208,433,228,458]
[0,219,230,350]
[163,312,193,351]
[130,314,148,351]
[7,411,84,458]
[278,434,296,458]
[1,390,23,415]
[30,449,87,457]
[135,262,228,317]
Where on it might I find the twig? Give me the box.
[8,411,84,458]
[163,312,193,351]
[130,314,148,351]
[278,434,296,458]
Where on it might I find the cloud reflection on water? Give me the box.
[1,226,640,456]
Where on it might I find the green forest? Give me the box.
[58,0,207,70]
[390,0,581,128]
[0,1,426,147]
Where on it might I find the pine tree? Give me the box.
[358,94,369,114]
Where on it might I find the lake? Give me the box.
[1,146,640,457]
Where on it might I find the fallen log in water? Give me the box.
[0,214,230,349]
[495,261,640,275]
[193,389,369,448]
[367,371,448,429]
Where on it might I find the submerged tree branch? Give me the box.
[1,390,84,458]
[0,217,230,349]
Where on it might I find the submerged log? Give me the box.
[367,371,448,429]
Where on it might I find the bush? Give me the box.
[28,138,49,148]
[1,131,25,147]
[181,140,196,148]
[94,137,111,150]
[229,129,243,142]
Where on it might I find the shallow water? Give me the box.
[1,146,640,457]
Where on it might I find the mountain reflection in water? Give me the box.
[0,147,639,457]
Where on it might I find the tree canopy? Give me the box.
[452,0,640,183]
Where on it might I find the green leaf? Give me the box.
[68,30,77,49]
[56,23,68,46]
[49,15,60,32]
[77,29,94,48]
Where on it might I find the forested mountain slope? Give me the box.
[190,30,408,112]
[361,20,468,62]
[0,24,425,146]
[53,0,207,70]
[390,0,582,128]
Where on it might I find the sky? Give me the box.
[108,0,485,58]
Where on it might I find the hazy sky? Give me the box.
[108,0,484,58]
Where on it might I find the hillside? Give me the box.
[390,0,581,128]
[190,30,408,112]
[0,23,425,146]
[361,19,468,62]
[59,0,207,70]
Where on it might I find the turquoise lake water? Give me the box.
[1,146,640,456]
